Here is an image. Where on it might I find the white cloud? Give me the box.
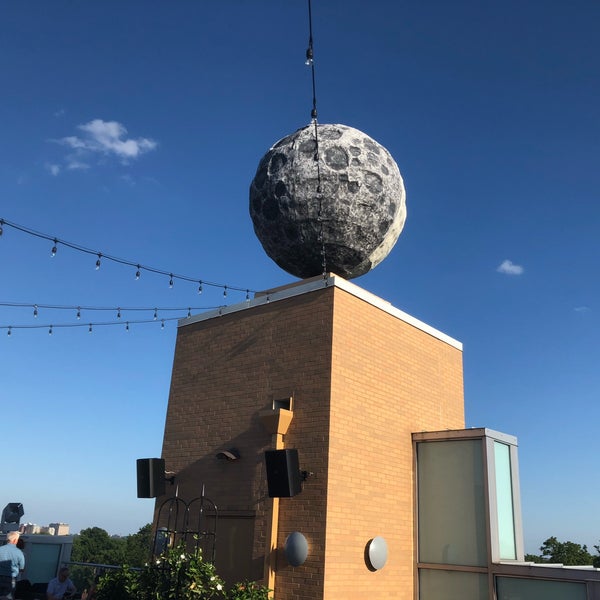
[57,119,157,164]
[496,259,524,275]
[45,163,61,176]
[574,306,591,314]
[66,157,90,171]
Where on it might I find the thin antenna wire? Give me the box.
[305,0,327,278]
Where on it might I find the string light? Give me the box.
[0,217,256,298]
[187,308,191,318]
[51,239,58,257]
[305,46,314,66]
[169,274,174,288]
[33,305,38,318]
[117,308,121,319]
[76,307,81,320]
[223,286,228,298]
[246,289,250,301]
[0,315,189,335]
[153,308,158,320]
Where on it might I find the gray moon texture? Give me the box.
[249,123,406,280]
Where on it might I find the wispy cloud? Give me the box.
[574,306,591,314]
[45,163,61,176]
[52,119,157,170]
[66,157,90,171]
[496,259,524,276]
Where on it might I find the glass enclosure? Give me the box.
[417,439,487,567]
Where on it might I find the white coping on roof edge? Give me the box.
[179,274,462,351]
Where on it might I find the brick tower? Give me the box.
[157,274,464,599]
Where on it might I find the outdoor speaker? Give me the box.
[136,458,166,498]
[265,449,302,498]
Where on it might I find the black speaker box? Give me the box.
[265,449,302,498]
[136,458,166,498]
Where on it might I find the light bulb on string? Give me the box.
[161,319,165,330]
[305,47,314,66]
[223,286,228,298]
[117,308,121,319]
[198,281,203,294]
[76,307,81,320]
[246,289,250,301]
[95,253,102,270]
[153,308,158,320]
[126,321,129,332]
[7,326,11,336]
[33,305,38,318]
[187,308,191,318]
[88,324,93,333]
[169,274,174,288]
[48,325,53,335]
[135,265,141,280]
[51,239,58,257]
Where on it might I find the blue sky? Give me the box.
[1,1,599,554]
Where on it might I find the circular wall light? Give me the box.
[365,536,388,571]
[284,531,308,567]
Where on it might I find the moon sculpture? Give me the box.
[249,123,406,279]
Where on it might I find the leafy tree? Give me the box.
[594,543,600,568]
[124,524,153,567]
[524,553,543,563]
[72,526,126,565]
[539,536,593,566]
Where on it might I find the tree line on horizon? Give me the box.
[525,536,600,567]
[68,527,600,569]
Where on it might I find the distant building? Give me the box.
[21,522,69,535]
[48,523,70,535]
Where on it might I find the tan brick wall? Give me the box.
[158,280,464,600]
[323,288,464,600]
[159,289,335,597]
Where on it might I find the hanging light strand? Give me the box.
[0,301,217,314]
[0,218,257,295]
[2,315,186,334]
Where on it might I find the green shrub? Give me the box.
[228,580,270,600]
[93,544,269,600]
[96,566,139,600]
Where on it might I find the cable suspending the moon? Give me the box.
[305,0,327,278]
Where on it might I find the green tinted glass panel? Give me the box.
[419,569,488,600]
[497,576,586,600]
[417,440,487,566]
[494,442,516,559]
[26,543,62,584]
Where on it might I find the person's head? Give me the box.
[58,567,70,582]
[6,531,20,545]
